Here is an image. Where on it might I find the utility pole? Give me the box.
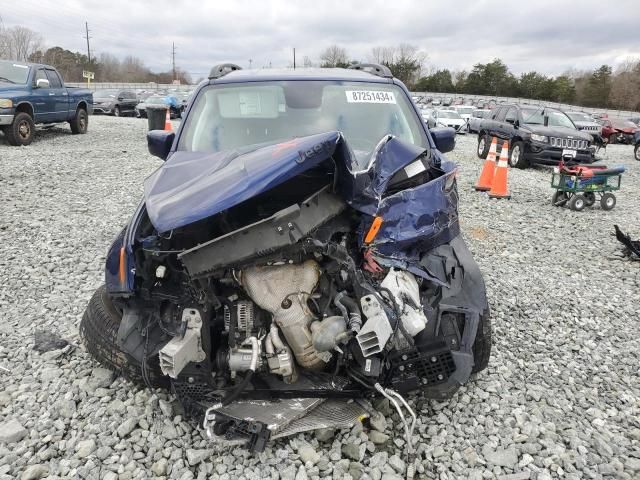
[83,22,91,64]
[249,58,252,69]
[172,42,176,82]
[293,48,296,70]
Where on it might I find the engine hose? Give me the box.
[217,296,236,348]
[220,336,258,406]
[335,292,362,332]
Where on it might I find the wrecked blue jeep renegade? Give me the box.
[80,64,491,452]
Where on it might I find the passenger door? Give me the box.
[44,69,69,121]
[31,68,55,122]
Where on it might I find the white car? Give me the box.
[427,109,467,133]
[452,105,475,128]
[467,109,492,133]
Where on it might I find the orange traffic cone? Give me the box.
[488,140,511,199]
[474,137,498,191]
[164,109,172,131]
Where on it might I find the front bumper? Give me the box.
[93,107,113,114]
[0,114,14,126]
[526,142,593,165]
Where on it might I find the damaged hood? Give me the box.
[144,132,344,233]
[144,131,457,244]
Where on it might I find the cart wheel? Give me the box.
[568,194,586,211]
[600,193,616,211]
[551,191,569,207]
[584,192,596,207]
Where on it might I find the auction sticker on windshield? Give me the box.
[346,91,396,104]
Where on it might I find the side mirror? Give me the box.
[147,130,175,161]
[430,127,456,153]
[36,79,50,89]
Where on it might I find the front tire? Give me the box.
[477,134,490,159]
[6,112,35,146]
[509,141,528,169]
[79,285,167,388]
[114,105,121,117]
[70,108,88,134]
[634,144,640,161]
[568,194,586,211]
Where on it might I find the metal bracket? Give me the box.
[158,309,206,378]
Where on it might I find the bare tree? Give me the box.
[0,17,9,59]
[609,59,640,110]
[370,44,426,87]
[319,45,349,68]
[3,26,43,61]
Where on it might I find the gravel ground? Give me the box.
[0,116,638,480]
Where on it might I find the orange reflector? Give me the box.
[119,247,126,286]
[364,216,383,244]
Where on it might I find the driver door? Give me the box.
[31,68,55,123]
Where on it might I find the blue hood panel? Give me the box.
[144,131,343,233]
[144,131,459,267]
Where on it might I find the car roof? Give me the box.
[212,67,392,84]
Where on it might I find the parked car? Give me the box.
[0,59,92,146]
[431,97,441,106]
[467,109,492,133]
[79,63,489,451]
[427,109,467,133]
[565,111,602,135]
[628,116,640,126]
[477,104,593,168]
[442,96,453,106]
[451,105,475,129]
[136,95,182,119]
[600,118,639,144]
[92,89,138,116]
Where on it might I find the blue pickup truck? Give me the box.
[0,60,93,146]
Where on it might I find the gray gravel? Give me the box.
[1,117,639,479]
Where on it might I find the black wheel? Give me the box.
[584,192,596,207]
[113,105,121,117]
[79,285,168,388]
[508,141,528,169]
[477,134,490,159]
[600,193,616,211]
[5,112,35,146]
[568,194,586,211]
[70,108,88,134]
[634,144,640,161]
[552,190,569,207]
[472,309,492,373]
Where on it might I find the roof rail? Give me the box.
[209,63,242,79]
[348,63,392,79]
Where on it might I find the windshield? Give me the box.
[567,112,591,122]
[0,61,30,84]
[94,89,119,98]
[438,110,462,120]
[178,81,428,166]
[521,108,575,128]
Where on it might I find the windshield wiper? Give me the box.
[0,76,16,84]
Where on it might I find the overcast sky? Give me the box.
[3,0,639,80]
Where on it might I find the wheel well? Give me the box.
[15,102,34,118]
[76,101,88,112]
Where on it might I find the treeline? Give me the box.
[0,22,190,84]
[319,45,640,111]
